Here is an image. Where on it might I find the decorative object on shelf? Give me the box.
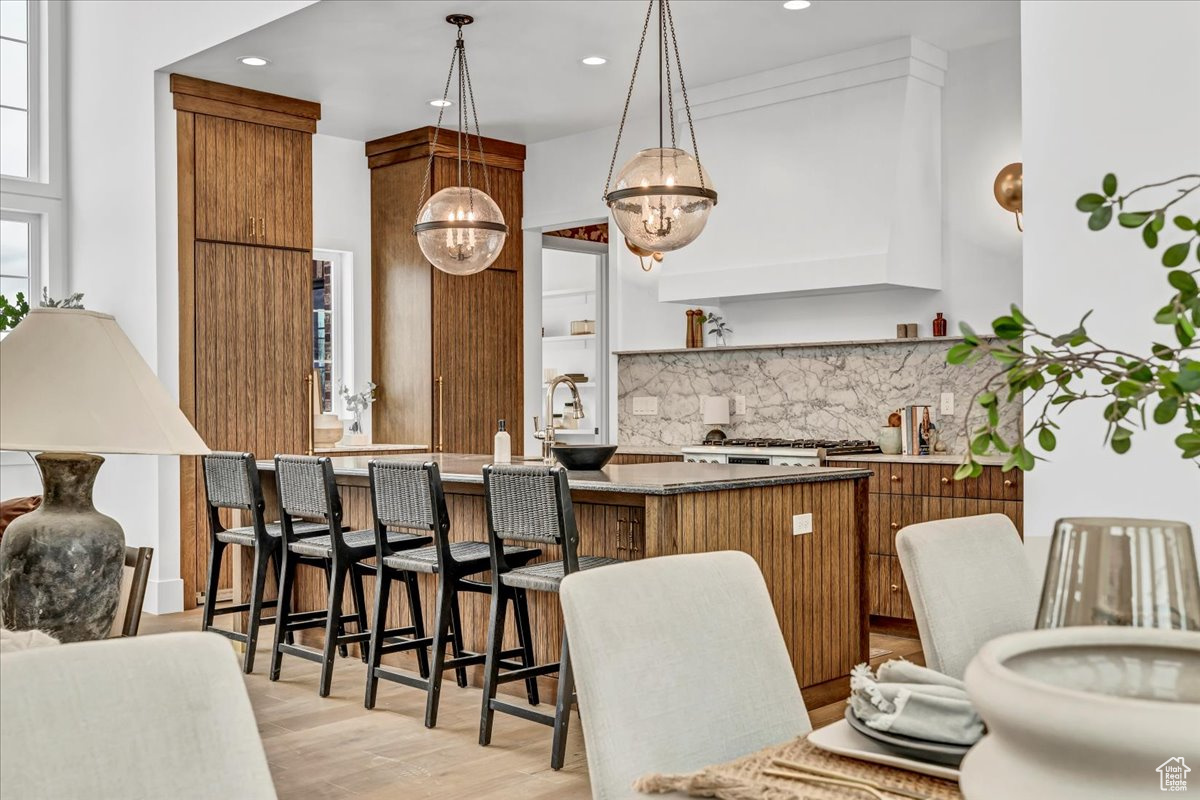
[702,396,730,443]
[706,313,732,346]
[948,171,1199,480]
[0,309,209,641]
[692,309,706,348]
[992,162,1023,232]
[338,380,377,445]
[961,626,1200,800]
[602,0,716,254]
[895,324,908,339]
[412,14,507,276]
[313,413,343,447]
[570,319,596,336]
[879,411,903,455]
[0,289,86,332]
[932,312,947,337]
[931,428,948,453]
[1036,517,1199,630]
[906,323,919,338]
[625,237,664,272]
[685,309,698,348]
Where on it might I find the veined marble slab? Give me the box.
[617,339,1021,454]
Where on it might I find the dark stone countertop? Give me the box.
[258,453,870,496]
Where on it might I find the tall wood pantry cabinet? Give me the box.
[366,127,525,455]
[172,75,320,608]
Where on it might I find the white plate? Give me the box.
[806,719,961,782]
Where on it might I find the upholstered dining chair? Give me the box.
[559,550,811,800]
[896,513,1040,679]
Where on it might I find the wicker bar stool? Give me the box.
[201,452,326,673]
[363,460,543,726]
[478,463,624,769]
[269,455,431,697]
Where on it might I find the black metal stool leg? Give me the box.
[424,577,455,728]
[201,539,225,633]
[269,548,297,681]
[319,563,348,697]
[477,586,509,746]
[350,564,370,664]
[242,544,273,673]
[512,587,540,706]
[363,566,392,710]
[550,632,575,770]
[402,570,430,679]
[449,589,469,688]
[270,548,294,646]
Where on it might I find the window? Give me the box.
[0,209,37,303]
[311,249,355,415]
[0,0,37,179]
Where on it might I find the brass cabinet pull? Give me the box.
[436,376,444,452]
[890,584,899,592]
[248,215,254,238]
[259,217,265,238]
[940,476,950,484]
[890,474,900,482]
[628,518,642,554]
[304,372,314,455]
[890,522,899,530]
[1004,479,1013,487]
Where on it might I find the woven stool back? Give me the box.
[483,464,579,572]
[202,452,259,511]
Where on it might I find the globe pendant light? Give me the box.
[413,14,507,276]
[603,0,716,257]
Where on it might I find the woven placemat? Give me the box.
[636,734,962,800]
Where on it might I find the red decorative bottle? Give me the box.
[932,312,947,337]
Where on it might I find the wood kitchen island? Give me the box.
[255,456,871,705]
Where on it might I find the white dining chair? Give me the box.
[560,550,811,800]
[896,513,1040,679]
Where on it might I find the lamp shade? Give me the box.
[702,396,730,426]
[0,308,209,455]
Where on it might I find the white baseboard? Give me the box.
[144,578,184,615]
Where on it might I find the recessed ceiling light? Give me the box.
[238,56,270,67]
[782,0,812,9]
[429,99,453,108]
[581,56,607,66]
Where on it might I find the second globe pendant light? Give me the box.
[413,15,507,276]
[603,0,717,256]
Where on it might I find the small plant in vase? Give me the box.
[338,381,377,445]
[707,313,733,347]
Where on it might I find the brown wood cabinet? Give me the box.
[367,127,525,455]
[174,75,320,608]
[837,460,1024,624]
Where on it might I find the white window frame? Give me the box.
[313,248,355,419]
[0,208,41,302]
[1,0,65,295]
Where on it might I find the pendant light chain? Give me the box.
[417,44,460,210]
[662,1,676,150]
[663,0,705,190]
[416,18,494,216]
[601,0,656,200]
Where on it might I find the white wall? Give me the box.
[1020,1,1200,558]
[67,0,316,613]
[312,133,372,434]
[524,37,1022,353]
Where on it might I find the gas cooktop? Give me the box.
[706,438,880,454]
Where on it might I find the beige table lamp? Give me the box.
[0,308,209,641]
[702,396,730,443]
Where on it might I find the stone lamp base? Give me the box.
[0,452,125,641]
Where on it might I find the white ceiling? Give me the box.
[165,0,1019,145]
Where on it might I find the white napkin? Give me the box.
[848,658,983,746]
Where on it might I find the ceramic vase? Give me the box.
[878,427,902,455]
[0,453,125,641]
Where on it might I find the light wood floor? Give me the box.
[141,610,921,799]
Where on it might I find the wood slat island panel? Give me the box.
[254,456,870,705]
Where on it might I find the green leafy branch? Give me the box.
[0,292,30,331]
[948,172,1200,480]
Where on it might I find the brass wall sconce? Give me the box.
[625,237,664,272]
[994,161,1023,232]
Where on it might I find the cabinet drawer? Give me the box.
[867,554,913,620]
[871,462,1024,501]
[869,494,922,555]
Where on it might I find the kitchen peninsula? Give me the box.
[256,455,871,703]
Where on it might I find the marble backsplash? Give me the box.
[617,339,1021,453]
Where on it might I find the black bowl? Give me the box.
[551,444,618,470]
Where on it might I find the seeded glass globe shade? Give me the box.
[414,186,508,275]
[607,147,716,253]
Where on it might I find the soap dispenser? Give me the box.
[493,419,511,464]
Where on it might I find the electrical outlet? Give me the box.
[792,513,813,536]
[940,392,955,416]
[734,395,746,415]
[632,396,658,416]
